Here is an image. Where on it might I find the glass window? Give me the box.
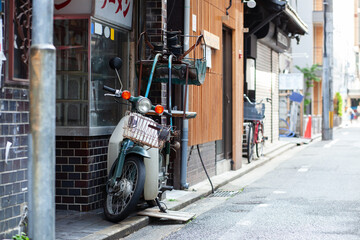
[54,19,89,127]
[54,18,130,133]
[90,20,129,127]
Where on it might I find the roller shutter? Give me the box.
[255,42,280,143]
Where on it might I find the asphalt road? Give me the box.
[124,124,360,240]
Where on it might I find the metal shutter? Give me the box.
[271,51,279,143]
[256,42,280,143]
[256,42,272,142]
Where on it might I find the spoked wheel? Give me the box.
[247,124,255,163]
[256,125,265,158]
[104,155,145,222]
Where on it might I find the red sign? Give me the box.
[55,0,72,10]
[54,0,133,30]
[54,0,91,15]
[100,0,130,17]
[95,0,133,29]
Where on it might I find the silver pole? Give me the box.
[322,0,333,140]
[29,0,56,239]
[180,0,191,189]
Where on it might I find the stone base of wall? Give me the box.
[55,136,109,211]
[186,142,216,186]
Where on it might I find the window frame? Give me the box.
[54,15,92,136]
[54,15,130,136]
[5,0,32,85]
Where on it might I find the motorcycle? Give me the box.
[102,57,184,222]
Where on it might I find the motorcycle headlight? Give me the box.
[136,97,152,114]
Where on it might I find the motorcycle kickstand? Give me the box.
[155,197,167,213]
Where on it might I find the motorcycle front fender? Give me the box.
[126,145,151,158]
[110,141,150,180]
[109,141,159,200]
[127,146,159,200]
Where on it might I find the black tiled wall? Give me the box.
[55,136,108,211]
[0,87,29,239]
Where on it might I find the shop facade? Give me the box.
[243,0,308,142]
[0,0,142,237]
[53,0,133,212]
[2,0,246,237]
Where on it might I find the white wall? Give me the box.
[333,0,356,97]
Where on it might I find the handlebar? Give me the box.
[103,85,173,117]
[103,85,117,94]
[244,94,271,104]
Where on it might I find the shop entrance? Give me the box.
[216,26,233,161]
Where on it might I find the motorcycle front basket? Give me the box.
[123,112,170,148]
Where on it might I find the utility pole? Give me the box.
[322,0,333,140]
[29,1,56,239]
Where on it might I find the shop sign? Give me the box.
[279,73,303,90]
[54,0,92,14]
[276,29,289,49]
[94,0,133,30]
[201,30,220,50]
[54,0,133,30]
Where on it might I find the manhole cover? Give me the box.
[210,190,241,198]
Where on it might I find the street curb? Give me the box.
[80,140,303,240]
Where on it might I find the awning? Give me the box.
[283,4,308,35]
[244,0,308,36]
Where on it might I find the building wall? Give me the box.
[0,86,29,239]
[314,0,323,11]
[186,142,215,186]
[55,136,108,211]
[188,0,244,170]
[313,81,322,115]
[144,0,167,107]
[313,25,324,66]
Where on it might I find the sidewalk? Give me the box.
[55,138,312,240]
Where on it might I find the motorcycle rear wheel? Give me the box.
[104,155,145,222]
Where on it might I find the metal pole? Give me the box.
[181,0,190,189]
[29,0,56,239]
[322,0,333,140]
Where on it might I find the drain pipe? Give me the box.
[29,0,56,239]
[180,0,190,189]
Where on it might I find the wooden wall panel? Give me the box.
[188,0,244,170]
[188,72,223,146]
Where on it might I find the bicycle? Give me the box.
[243,94,271,163]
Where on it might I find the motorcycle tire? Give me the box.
[104,155,145,222]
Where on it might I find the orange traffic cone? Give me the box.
[304,115,312,139]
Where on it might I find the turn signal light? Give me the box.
[122,90,131,100]
[155,105,164,114]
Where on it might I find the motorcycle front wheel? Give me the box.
[104,155,145,222]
